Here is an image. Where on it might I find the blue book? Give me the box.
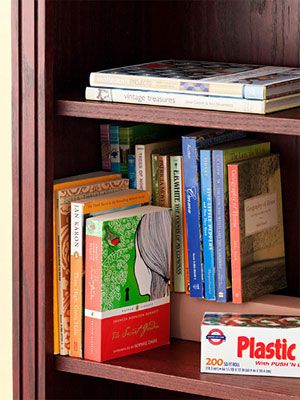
[109,124,121,173]
[127,154,136,188]
[182,130,247,298]
[199,149,215,300]
[212,139,271,302]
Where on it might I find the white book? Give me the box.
[85,86,300,114]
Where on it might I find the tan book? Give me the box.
[55,173,123,355]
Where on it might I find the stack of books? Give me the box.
[85,59,300,114]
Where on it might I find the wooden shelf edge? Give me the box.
[54,339,300,400]
[56,98,300,136]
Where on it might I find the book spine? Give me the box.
[158,155,171,208]
[85,87,266,113]
[135,144,147,191]
[100,123,111,170]
[70,203,84,357]
[228,164,242,304]
[88,75,244,98]
[181,160,190,294]
[151,153,159,205]
[56,193,69,355]
[182,137,203,298]
[84,225,103,362]
[170,156,185,293]
[53,193,60,354]
[212,150,227,302]
[119,127,131,176]
[109,125,121,173]
[200,150,215,300]
[127,154,136,188]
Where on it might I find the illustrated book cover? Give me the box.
[84,205,172,362]
[228,154,286,303]
[89,60,300,100]
[55,172,122,355]
[53,170,121,354]
[69,189,150,357]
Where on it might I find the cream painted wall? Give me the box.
[0,0,12,399]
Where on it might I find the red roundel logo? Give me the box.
[206,329,226,345]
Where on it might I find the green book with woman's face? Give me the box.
[84,205,172,362]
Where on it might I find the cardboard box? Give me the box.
[201,312,300,377]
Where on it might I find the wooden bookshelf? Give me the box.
[13,1,300,399]
[57,97,300,136]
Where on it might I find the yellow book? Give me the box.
[53,171,121,355]
[70,189,150,357]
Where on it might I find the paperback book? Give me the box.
[228,154,286,303]
[84,206,172,362]
[54,172,122,355]
[88,59,300,100]
[181,129,246,298]
[212,139,271,303]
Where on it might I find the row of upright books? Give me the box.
[86,59,300,114]
[53,123,287,361]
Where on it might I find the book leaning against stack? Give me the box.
[86,59,300,114]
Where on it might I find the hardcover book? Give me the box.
[55,172,121,355]
[86,86,300,114]
[53,170,120,355]
[89,60,300,100]
[212,139,271,303]
[228,154,286,303]
[84,206,172,362]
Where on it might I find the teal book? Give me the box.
[212,138,271,302]
[228,154,286,303]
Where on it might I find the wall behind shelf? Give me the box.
[0,0,12,398]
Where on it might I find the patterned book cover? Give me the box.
[200,149,215,300]
[151,153,159,205]
[55,172,121,355]
[69,180,136,358]
[89,59,300,100]
[100,123,111,171]
[228,154,286,303]
[212,140,271,303]
[109,124,121,173]
[182,130,247,298]
[84,206,172,362]
[170,155,185,293]
[53,170,120,355]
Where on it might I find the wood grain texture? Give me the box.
[56,98,300,136]
[55,339,300,400]
[12,0,20,397]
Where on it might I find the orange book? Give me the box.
[54,171,122,355]
[69,187,149,357]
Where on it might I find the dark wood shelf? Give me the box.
[55,339,300,400]
[56,96,300,136]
